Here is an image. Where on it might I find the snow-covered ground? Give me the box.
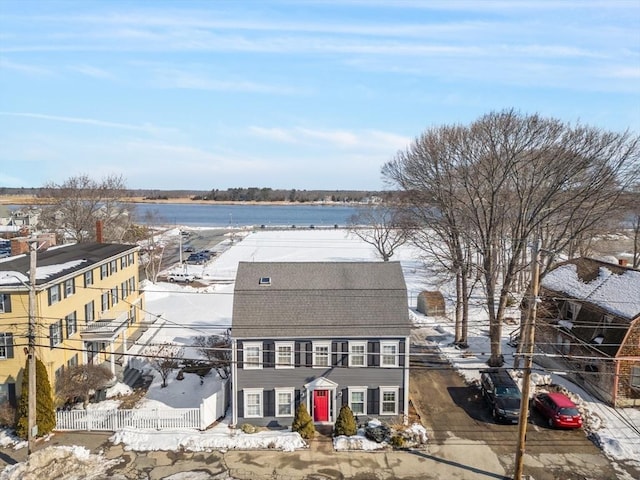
[1,227,638,477]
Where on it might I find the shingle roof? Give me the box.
[232,261,411,338]
[0,242,138,287]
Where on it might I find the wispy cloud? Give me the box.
[0,57,52,75]
[69,64,115,79]
[0,112,173,135]
[249,126,410,150]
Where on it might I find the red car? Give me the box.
[532,392,583,429]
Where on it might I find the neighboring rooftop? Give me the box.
[0,242,138,287]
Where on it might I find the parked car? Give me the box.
[167,272,195,283]
[480,368,523,423]
[184,246,195,252]
[532,392,583,429]
[186,253,207,264]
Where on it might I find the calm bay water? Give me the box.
[128,203,360,227]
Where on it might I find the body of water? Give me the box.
[128,203,360,227]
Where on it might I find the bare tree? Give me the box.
[192,330,232,379]
[39,174,131,243]
[55,364,114,408]
[384,110,640,366]
[348,202,413,261]
[145,343,183,388]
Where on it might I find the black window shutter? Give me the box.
[47,288,52,306]
[331,341,338,366]
[49,324,55,348]
[6,333,13,358]
[305,342,312,367]
[341,388,348,406]
[237,342,243,369]
[8,383,16,407]
[238,390,244,418]
[294,342,301,367]
[399,341,405,367]
[341,341,348,366]
[264,341,274,367]
[369,341,379,367]
[2,294,10,313]
[264,390,275,417]
[368,388,379,415]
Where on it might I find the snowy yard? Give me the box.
[1,227,638,476]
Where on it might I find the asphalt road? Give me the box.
[409,330,638,480]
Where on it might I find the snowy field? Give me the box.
[1,227,638,478]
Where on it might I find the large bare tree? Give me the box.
[39,174,131,243]
[384,110,640,366]
[348,202,413,261]
[55,364,114,408]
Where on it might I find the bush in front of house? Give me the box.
[334,404,357,437]
[16,358,56,439]
[241,423,257,434]
[292,403,315,439]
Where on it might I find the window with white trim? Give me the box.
[111,287,119,305]
[0,293,11,313]
[349,387,367,415]
[84,270,94,287]
[275,342,294,369]
[0,333,13,359]
[381,341,399,367]
[65,311,77,337]
[244,389,263,418]
[85,301,94,323]
[313,341,330,368]
[110,260,117,274]
[275,388,295,417]
[100,264,108,279]
[349,341,367,367]
[380,387,398,415]
[243,342,262,369]
[50,320,63,348]
[48,284,62,306]
[64,278,75,298]
[68,354,78,368]
[101,292,109,312]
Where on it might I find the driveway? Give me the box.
[409,335,639,480]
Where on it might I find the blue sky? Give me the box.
[1,1,639,191]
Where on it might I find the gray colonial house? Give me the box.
[231,261,411,428]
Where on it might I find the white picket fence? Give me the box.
[56,379,229,431]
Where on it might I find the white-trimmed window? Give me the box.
[381,341,399,367]
[85,301,94,323]
[565,301,581,320]
[0,333,13,359]
[244,388,263,418]
[100,264,109,279]
[631,366,640,389]
[349,341,367,367]
[380,387,399,415]
[48,284,62,306]
[101,292,109,312]
[349,387,367,415]
[313,341,331,368]
[0,293,10,313]
[111,287,119,305]
[275,388,295,417]
[64,278,75,298]
[275,342,294,369]
[50,320,63,348]
[84,270,94,287]
[110,260,117,274]
[65,311,77,337]
[243,342,263,369]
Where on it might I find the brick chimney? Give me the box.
[96,220,104,243]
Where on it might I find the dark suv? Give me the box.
[480,368,522,424]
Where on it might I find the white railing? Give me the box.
[55,379,229,431]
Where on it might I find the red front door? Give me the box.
[313,390,329,422]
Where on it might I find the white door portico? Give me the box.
[304,377,339,424]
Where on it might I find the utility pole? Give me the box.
[514,237,541,479]
[27,240,38,455]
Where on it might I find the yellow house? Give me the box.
[0,242,145,406]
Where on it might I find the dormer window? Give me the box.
[259,277,271,286]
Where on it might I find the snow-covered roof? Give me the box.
[541,260,640,320]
